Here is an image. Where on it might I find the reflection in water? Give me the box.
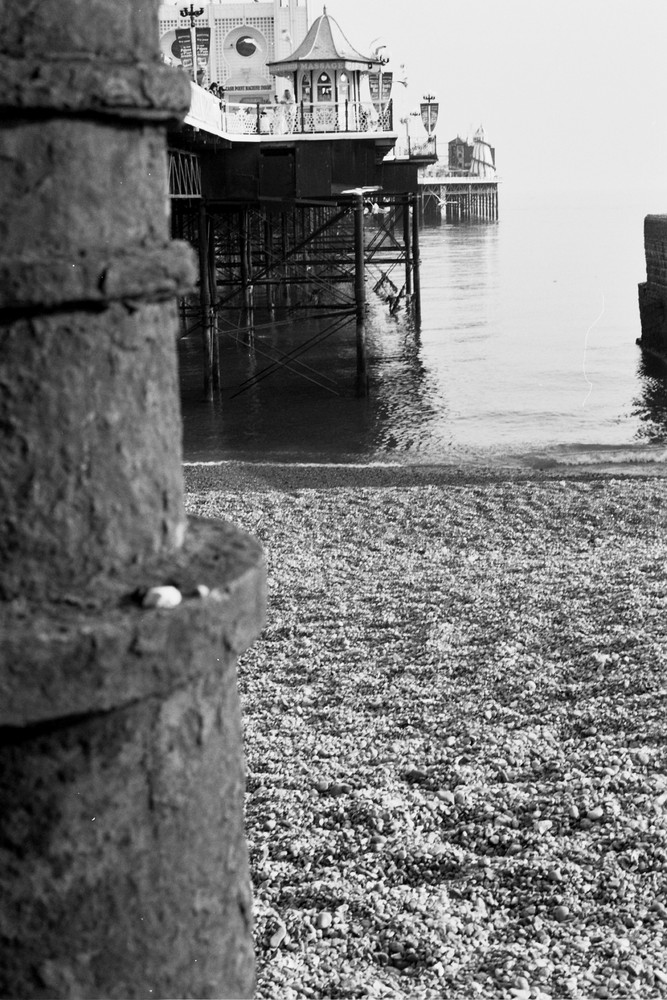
[180,202,667,467]
[633,352,667,445]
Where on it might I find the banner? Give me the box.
[369,73,393,105]
[381,72,393,102]
[195,27,211,72]
[420,101,439,134]
[175,28,194,76]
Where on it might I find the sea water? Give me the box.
[178,191,667,469]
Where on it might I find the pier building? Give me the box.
[165,5,438,395]
[159,0,309,94]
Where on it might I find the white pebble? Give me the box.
[269,925,286,948]
[142,585,182,609]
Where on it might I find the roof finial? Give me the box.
[323,5,327,13]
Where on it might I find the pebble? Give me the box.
[587,805,604,821]
[316,912,333,930]
[142,585,182,609]
[269,924,287,948]
[218,479,667,1000]
[195,584,210,598]
[328,783,348,797]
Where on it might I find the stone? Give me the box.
[143,585,183,609]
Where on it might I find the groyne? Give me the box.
[638,215,667,356]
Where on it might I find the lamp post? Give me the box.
[180,4,204,82]
[400,110,420,157]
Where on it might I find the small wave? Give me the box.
[515,444,667,470]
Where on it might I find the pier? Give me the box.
[418,128,499,223]
[166,8,437,397]
[419,173,499,223]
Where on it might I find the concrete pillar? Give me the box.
[0,2,265,997]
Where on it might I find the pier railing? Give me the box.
[184,82,394,138]
[390,135,438,161]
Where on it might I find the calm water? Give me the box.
[179,192,667,469]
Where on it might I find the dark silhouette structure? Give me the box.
[0,1,265,997]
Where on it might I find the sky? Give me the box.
[322,0,667,208]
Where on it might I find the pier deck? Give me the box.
[419,173,499,222]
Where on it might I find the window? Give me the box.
[338,72,349,101]
[301,73,311,102]
[317,72,332,102]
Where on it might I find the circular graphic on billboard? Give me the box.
[236,35,258,57]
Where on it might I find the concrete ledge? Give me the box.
[0,242,197,311]
[0,59,191,122]
[0,517,267,728]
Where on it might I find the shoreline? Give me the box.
[184,456,667,494]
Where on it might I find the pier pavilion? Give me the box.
[419,126,499,223]
[164,5,437,395]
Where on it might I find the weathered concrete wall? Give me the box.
[0,1,265,996]
[638,215,667,357]
[0,15,192,600]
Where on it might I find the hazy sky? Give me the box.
[323,0,667,206]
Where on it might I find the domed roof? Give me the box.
[268,8,382,74]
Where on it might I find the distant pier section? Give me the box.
[419,128,499,222]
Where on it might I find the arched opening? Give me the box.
[317,72,332,102]
[301,72,312,102]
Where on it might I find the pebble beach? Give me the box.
[185,461,667,1000]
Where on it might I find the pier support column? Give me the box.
[239,207,255,336]
[208,213,221,390]
[403,195,413,300]
[354,194,368,396]
[411,194,422,329]
[198,203,215,400]
[0,1,264,997]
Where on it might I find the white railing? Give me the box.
[390,136,438,161]
[183,82,394,138]
[184,84,225,135]
[222,99,393,136]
